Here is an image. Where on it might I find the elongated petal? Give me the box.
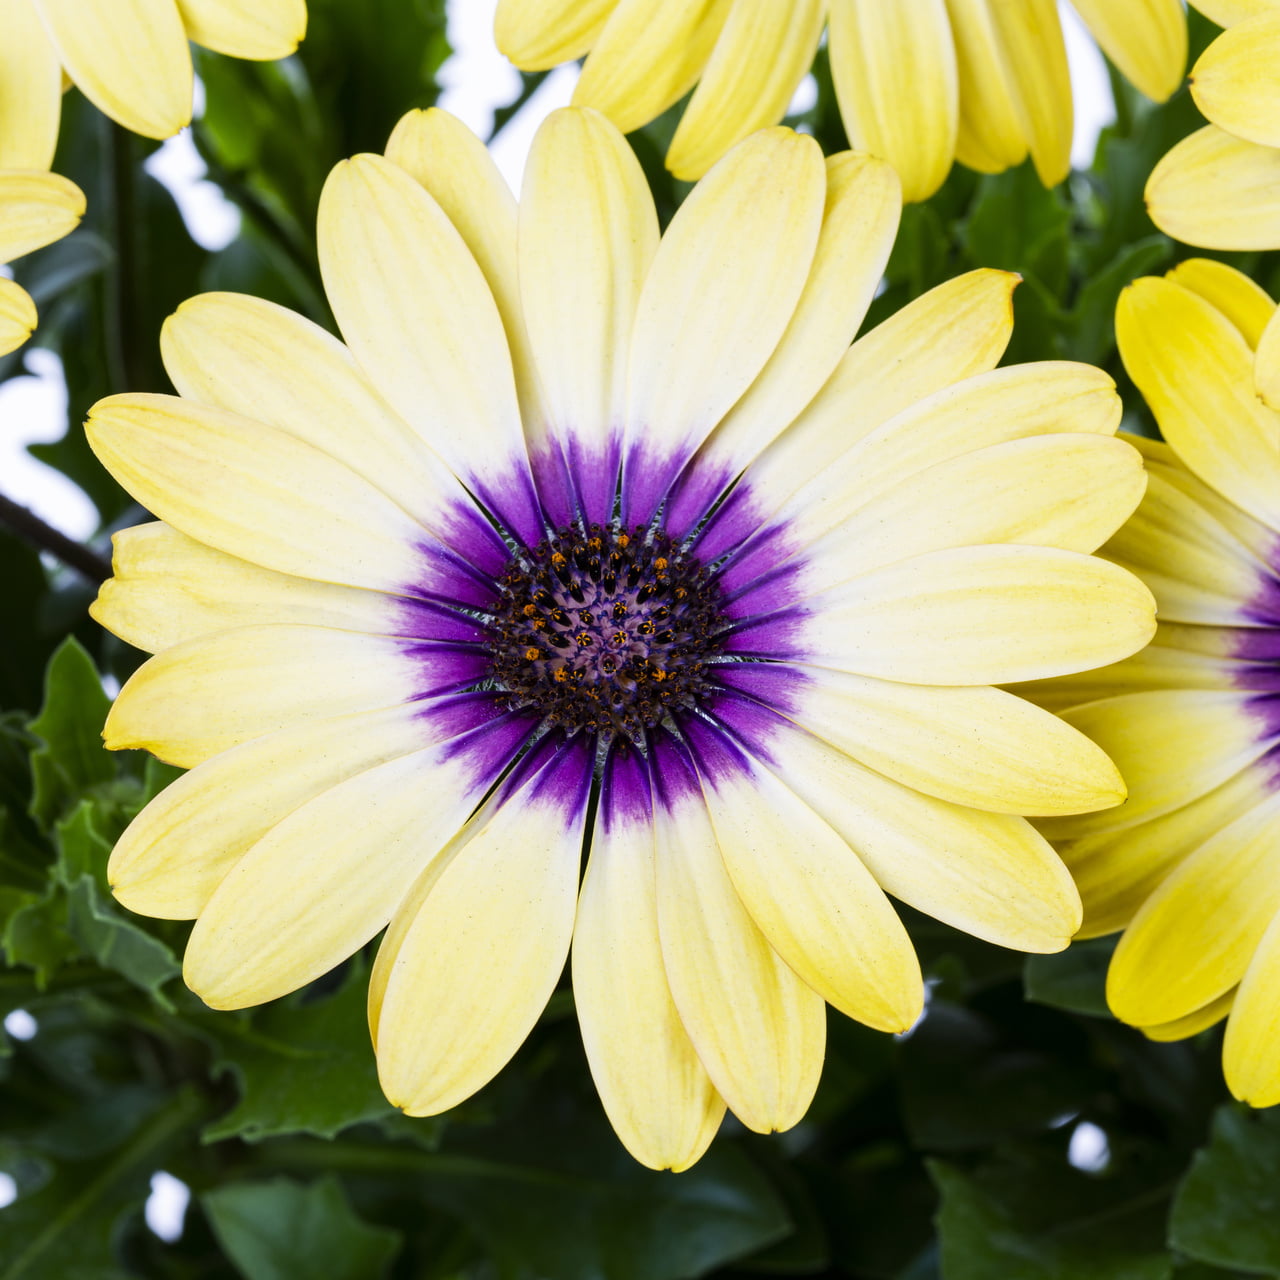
[667,0,825,180]
[375,743,592,1115]
[494,0,618,69]
[1224,910,1280,1105]
[1146,125,1280,250]
[801,545,1155,686]
[783,666,1125,817]
[573,750,724,1171]
[828,0,958,202]
[1117,276,1280,531]
[1072,0,1186,103]
[0,278,36,356]
[1166,258,1275,348]
[945,0,1028,174]
[0,171,85,263]
[572,0,734,136]
[653,743,825,1134]
[0,0,62,169]
[175,0,305,58]
[1108,787,1280,1025]
[1193,0,1280,23]
[31,0,192,139]
[1256,299,1280,409]
[689,727,924,1032]
[1142,990,1234,1042]
[1191,14,1280,147]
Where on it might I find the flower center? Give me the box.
[488,524,726,739]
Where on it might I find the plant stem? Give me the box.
[0,491,111,584]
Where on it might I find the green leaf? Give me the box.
[1170,1106,1280,1275]
[1064,237,1171,366]
[201,1175,400,1280]
[27,640,113,833]
[0,887,78,987]
[962,162,1071,287]
[1025,936,1117,1019]
[197,964,394,1143]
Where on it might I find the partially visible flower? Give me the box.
[91,107,1154,1171]
[0,0,307,167]
[1032,260,1280,1107]
[494,0,1186,199]
[0,169,84,355]
[1147,2,1280,248]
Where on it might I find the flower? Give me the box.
[0,0,307,166]
[90,107,1156,1170]
[1146,5,1280,248]
[0,170,84,355]
[1031,259,1280,1107]
[494,0,1186,199]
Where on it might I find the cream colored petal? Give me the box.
[1192,0,1280,23]
[108,704,436,919]
[175,0,305,58]
[758,720,1081,951]
[1142,989,1234,1042]
[0,170,84,263]
[828,0,958,202]
[1147,454,1280,563]
[91,522,437,654]
[1108,786,1280,1025]
[86,394,430,594]
[623,128,824,510]
[1146,125,1280,251]
[654,781,825,1134]
[374,751,590,1115]
[1166,258,1276,348]
[31,0,192,139]
[317,154,538,536]
[384,108,546,434]
[697,755,924,1032]
[1071,0,1186,102]
[0,0,62,169]
[666,0,825,181]
[1191,14,1280,147]
[1117,276,1280,530]
[185,743,495,1009]
[945,0,1028,174]
[699,151,902,478]
[790,667,1125,817]
[1224,909,1280,1106]
[803,545,1155,686]
[572,0,733,137]
[747,269,1018,512]
[0,277,36,356]
[519,107,658,472]
[573,766,724,1172]
[104,623,443,768]
[494,0,619,69]
[1256,303,1280,409]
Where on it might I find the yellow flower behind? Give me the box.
[494,0,1187,199]
[0,0,307,166]
[1031,260,1280,1108]
[0,169,84,355]
[90,108,1155,1170]
[1147,2,1280,248]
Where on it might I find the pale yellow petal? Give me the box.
[1192,0,1280,23]
[175,0,305,58]
[827,0,959,202]
[1224,909,1280,1106]
[0,0,62,169]
[1256,302,1280,409]
[0,277,36,356]
[1142,989,1234,1041]
[945,0,1028,174]
[1166,258,1276,349]
[1072,0,1187,102]
[1146,125,1280,251]
[494,0,618,69]
[1191,14,1280,147]
[666,0,825,181]
[31,0,192,139]
[0,170,85,263]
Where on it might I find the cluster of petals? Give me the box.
[495,0,1187,199]
[1029,259,1280,1107]
[88,105,1158,1170]
[1147,0,1280,248]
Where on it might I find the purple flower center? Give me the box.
[487,523,727,739]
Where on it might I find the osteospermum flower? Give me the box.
[0,169,84,355]
[1146,3,1280,248]
[1031,260,1280,1106]
[0,0,306,167]
[494,0,1186,199]
[91,107,1156,1170]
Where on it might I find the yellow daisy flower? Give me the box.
[0,0,307,167]
[0,169,84,355]
[91,107,1155,1171]
[1147,2,1280,248]
[1032,259,1280,1107]
[494,0,1187,199]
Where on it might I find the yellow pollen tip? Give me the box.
[524,646,541,661]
